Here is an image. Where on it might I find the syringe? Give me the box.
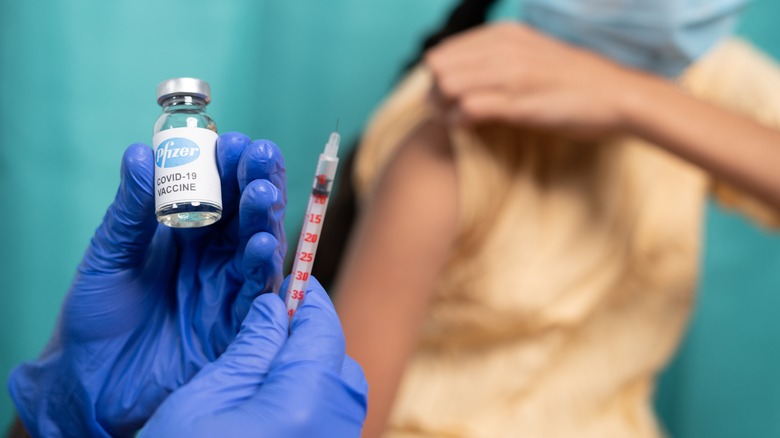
[284,128,340,320]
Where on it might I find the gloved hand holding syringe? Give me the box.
[284,125,340,320]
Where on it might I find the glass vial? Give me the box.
[153,77,222,228]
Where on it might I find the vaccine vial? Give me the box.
[153,77,222,228]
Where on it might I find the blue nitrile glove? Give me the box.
[8,132,287,438]
[141,279,368,438]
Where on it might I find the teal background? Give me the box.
[0,0,778,435]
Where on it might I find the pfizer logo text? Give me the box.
[155,138,201,168]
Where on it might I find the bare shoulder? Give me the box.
[373,119,456,207]
[336,118,459,306]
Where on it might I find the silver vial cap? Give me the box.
[157,77,211,105]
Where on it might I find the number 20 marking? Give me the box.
[304,233,318,243]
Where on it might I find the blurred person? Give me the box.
[326,0,780,437]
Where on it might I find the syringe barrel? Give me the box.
[284,152,340,320]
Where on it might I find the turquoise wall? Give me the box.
[656,202,780,437]
[1,0,778,435]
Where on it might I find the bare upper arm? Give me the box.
[334,119,458,437]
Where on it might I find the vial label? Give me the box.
[153,127,221,211]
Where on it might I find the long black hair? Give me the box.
[311,0,499,291]
[405,0,498,72]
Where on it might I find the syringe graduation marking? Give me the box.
[284,129,340,321]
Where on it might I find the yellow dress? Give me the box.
[352,39,780,438]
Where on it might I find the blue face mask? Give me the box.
[522,0,749,77]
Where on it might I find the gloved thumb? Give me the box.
[80,143,157,274]
[140,293,289,434]
[189,294,287,398]
[208,292,289,384]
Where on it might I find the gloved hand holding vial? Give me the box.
[7,78,366,437]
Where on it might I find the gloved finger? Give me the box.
[196,293,288,392]
[213,178,284,343]
[270,278,345,374]
[277,274,292,301]
[341,356,369,397]
[230,179,285,322]
[140,293,290,433]
[80,143,157,273]
[234,362,367,438]
[237,179,285,253]
[217,131,251,218]
[198,361,366,438]
[235,140,287,271]
[232,231,284,325]
[237,139,286,200]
